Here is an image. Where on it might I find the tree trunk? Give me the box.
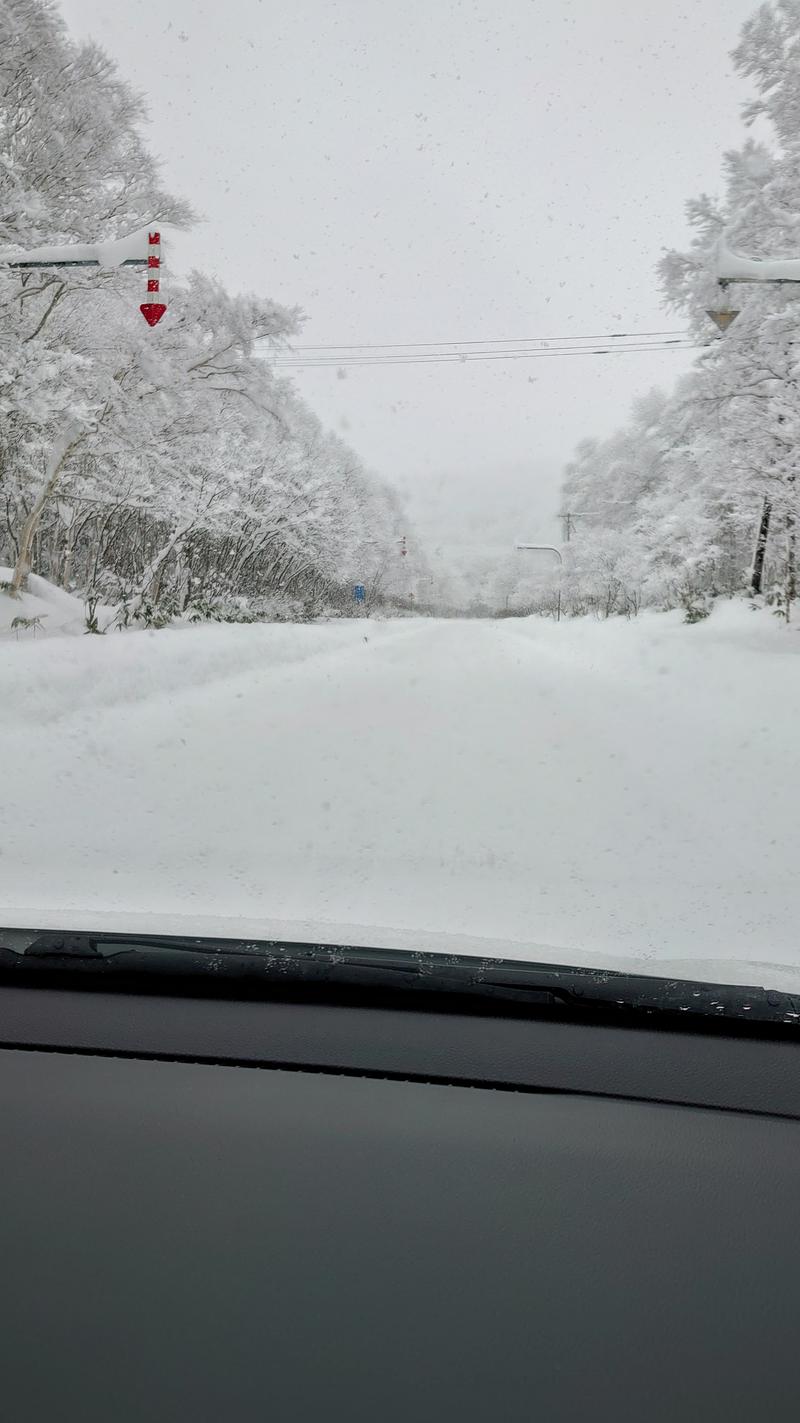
[751,497,771,596]
[7,422,84,597]
[128,519,194,618]
[786,476,796,623]
[61,521,75,590]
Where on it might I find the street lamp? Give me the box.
[515,543,563,622]
[706,236,800,603]
[706,235,800,329]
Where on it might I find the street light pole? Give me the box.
[515,543,563,622]
[707,237,800,610]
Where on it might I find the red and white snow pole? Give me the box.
[140,229,167,327]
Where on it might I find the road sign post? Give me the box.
[4,224,167,326]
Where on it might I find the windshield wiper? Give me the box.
[0,928,797,1027]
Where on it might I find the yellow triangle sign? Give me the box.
[706,309,740,332]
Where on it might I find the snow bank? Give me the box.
[0,615,399,727]
[0,568,88,638]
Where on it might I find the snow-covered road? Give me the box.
[3,606,800,986]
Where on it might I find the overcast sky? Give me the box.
[61,0,757,557]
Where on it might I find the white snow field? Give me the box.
[2,597,800,989]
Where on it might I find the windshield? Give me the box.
[1,0,799,999]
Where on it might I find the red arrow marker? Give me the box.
[139,230,166,326]
[140,302,167,326]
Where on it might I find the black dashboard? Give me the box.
[0,968,798,1421]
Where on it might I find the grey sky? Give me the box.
[61,0,757,556]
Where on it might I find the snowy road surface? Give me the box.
[3,605,800,988]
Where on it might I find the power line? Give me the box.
[270,336,694,363]
[272,340,699,370]
[265,327,688,352]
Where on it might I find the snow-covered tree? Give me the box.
[0,0,413,622]
[558,0,800,621]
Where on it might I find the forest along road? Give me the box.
[2,607,800,981]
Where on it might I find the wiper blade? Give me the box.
[0,928,798,1027]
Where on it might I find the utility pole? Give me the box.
[558,501,634,545]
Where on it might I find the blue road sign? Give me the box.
[353,583,366,604]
